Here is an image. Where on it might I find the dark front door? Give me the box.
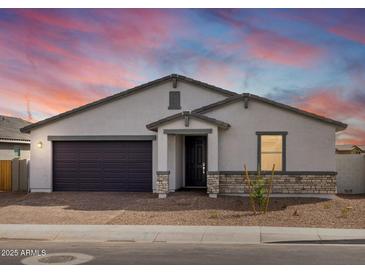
[53,141,152,192]
[185,136,207,187]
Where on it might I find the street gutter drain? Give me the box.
[39,255,76,264]
[21,253,94,265]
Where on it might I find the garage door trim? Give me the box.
[52,140,153,192]
[48,135,156,141]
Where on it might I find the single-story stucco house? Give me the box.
[0,115,31,160]
[21,74,347,198]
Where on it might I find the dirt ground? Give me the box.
[0,191,364,228]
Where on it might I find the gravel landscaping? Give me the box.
[0,191,364,228]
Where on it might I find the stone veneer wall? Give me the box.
[218,173,337,194]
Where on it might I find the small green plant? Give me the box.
[340,206,352,218]
[323,203,331,209]
[208,211,220,219]
[244,163,275,214]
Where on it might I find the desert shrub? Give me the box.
[250,176,267,209]
[244,164,275,214]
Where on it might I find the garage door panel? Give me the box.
[54,153,79,161]
[102,161,130,168]
[127,162,152,168]
[54,161,79,169]
[103,154,128,161]
[53,141,152,192]
[77,174,103,180]
[121,174,151,180]
[78,152,102,160]
[53,182,80,191]
[129,177,152,183]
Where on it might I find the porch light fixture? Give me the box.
[37,141,43,149]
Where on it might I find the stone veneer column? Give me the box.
[156,171,170,198]
[207,171,220,198]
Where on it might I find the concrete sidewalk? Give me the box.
[0,225,364,244]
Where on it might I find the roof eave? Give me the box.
[0,138,30,144]
[146,111,230,132]
[193,93,348,131]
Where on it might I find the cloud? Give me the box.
[14,9,93,33]
[295,88,365,120]
[336,127,365,145]
[0,8,364,146]
[245,29,324,68]
[200,9,325,68]
[293,88,365,144]
[329,25,365,45]
[194,57,247,89]
[0,9,192,121]
[273,9,365,46]
[265,86,304,104]
[327,10,365,45]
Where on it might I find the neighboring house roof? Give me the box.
[336,144,365,153]
[146,111,230,131]
[21,74,238,133]
[21,74,347,133]
[0,115,31,143]
[336,144,355,151]
[192,93,347,131]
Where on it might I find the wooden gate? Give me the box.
[0,160,12,192]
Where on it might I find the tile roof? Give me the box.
[0,115,31,142]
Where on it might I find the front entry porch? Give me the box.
[147,111,231,198]
[156,131,217,199]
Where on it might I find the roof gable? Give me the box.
[146,111,230,131]
[21,74,237,133]
[193,93,347,131]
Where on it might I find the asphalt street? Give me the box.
[0,240,365,265]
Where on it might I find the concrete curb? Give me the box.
[0,225,364,244]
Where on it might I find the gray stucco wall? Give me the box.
[204,99,337,172]
[175,135,183,189]
[167,134,176,191]
[28,80,229,192]
[0,142,30,160]
[336,154,365,194]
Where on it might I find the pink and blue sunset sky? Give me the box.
[0,9,364,144]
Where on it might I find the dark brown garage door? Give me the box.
[53,141,152,192]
